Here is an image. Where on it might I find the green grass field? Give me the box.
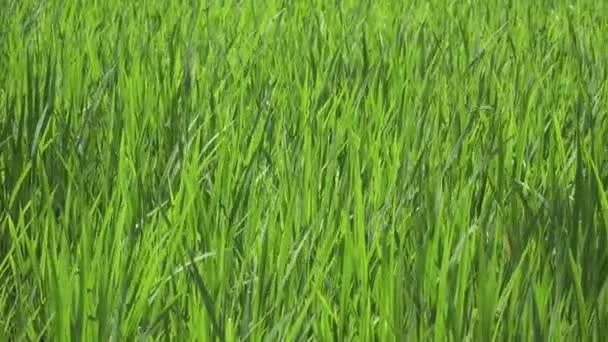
[1,0,608,340]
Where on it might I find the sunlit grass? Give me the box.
[1,0,607,340]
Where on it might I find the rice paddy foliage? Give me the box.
[1,0,608,340]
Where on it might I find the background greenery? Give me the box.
[1,0,607,340]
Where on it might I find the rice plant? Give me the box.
[1,0,607,340]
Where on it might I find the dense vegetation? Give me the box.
[1,0,608,340]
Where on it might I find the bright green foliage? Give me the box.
[1,0,608,341]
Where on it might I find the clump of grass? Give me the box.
[1,0,607,340]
